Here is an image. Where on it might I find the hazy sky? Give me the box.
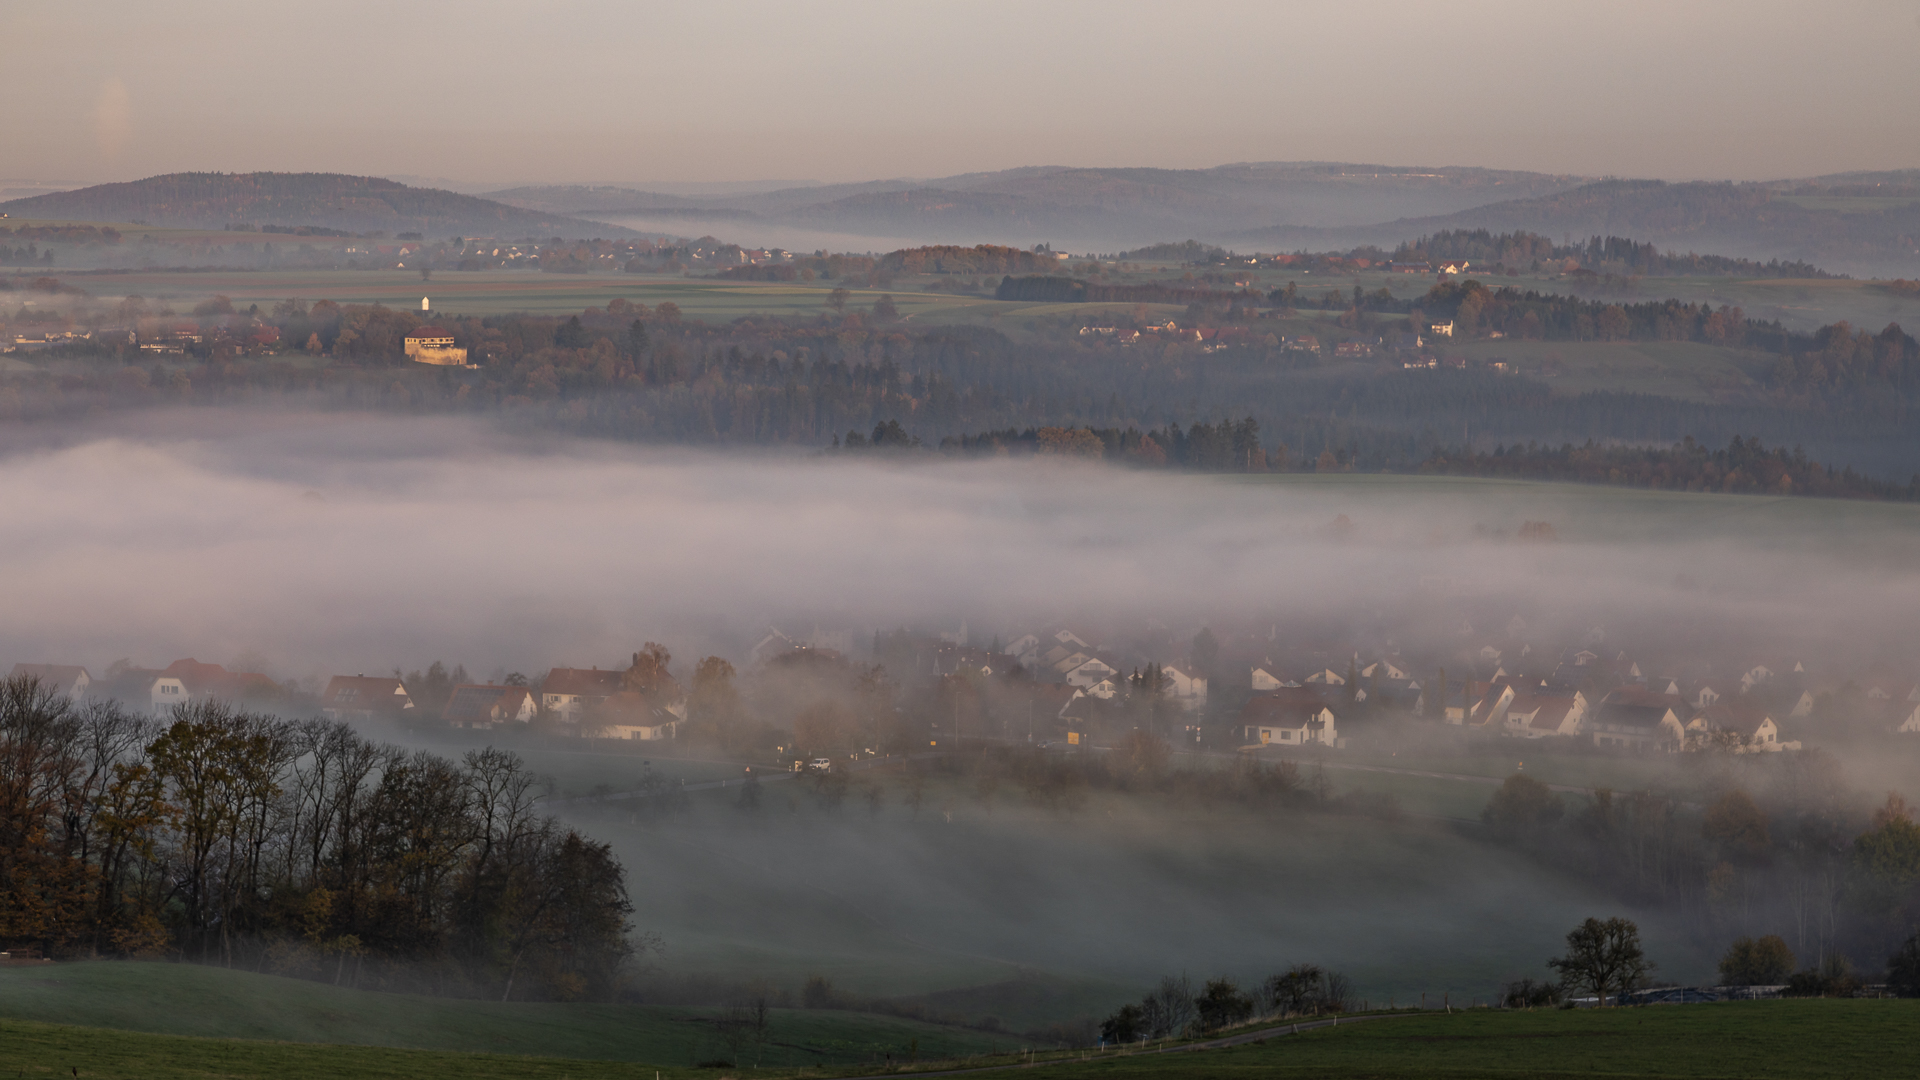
[6,1,1919,187]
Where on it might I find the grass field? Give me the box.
[1442,339,1776,402]
[4,998,1916,1079]
[1025,1001,1920,1080]
[0,962,1011,1066]
[17,265,1184,332]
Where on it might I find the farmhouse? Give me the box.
[1437,258,1471,274]
[404,325,468,366]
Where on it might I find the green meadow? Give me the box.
[1027,1000,1920,1080]
[0,961,1011,1066]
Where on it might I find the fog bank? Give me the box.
[2,410,1917,681]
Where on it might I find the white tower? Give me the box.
[421,297,430,313]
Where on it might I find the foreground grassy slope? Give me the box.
[1030,1001,1920,1080]
[0,962,1009,1065]
[6,1000,1917,1080]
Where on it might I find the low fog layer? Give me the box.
[2,410,1918,680]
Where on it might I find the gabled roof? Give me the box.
[442,684,530,724]
[1690,699,1774,736]
[321,674,412,711]
[10,663,90,692]
[1240,687,1335,726]
[1512,691,1581,732]
[406,325,455,340]
[541,667,625,698]
[1593,685,1684,729]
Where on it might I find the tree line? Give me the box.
[1481,765,1920,990]
[1417,436,1919,501]
[0,675,638,1001]
[1392,229,1834,280]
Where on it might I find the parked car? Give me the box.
[808,758,833,772]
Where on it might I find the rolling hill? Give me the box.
[0,173,634,239]
[489,162,1590,250]
[1235,178,1920,277]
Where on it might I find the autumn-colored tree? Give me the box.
[1035,426,1104,458]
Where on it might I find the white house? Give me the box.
[1252,667,1285,691]
[1160,663,1208,709]
[1239,687,1340,747]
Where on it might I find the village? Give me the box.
[12,606,1920,767]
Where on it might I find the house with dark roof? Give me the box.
[1506,690,1588,739]
[10,664,91,700]
[1589,686,1686,749]
[442,684,535,729]
[1240,687,1338,748]
[584,690,685,741]
[320,675,415,721]
[539,667,625,721]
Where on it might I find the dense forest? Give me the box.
[0,676,635,999]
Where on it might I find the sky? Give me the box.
[5,0,1919,189]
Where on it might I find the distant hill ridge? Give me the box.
[1235,178,1920,277]
[0,172,634,239]
[494,162,1590,249]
